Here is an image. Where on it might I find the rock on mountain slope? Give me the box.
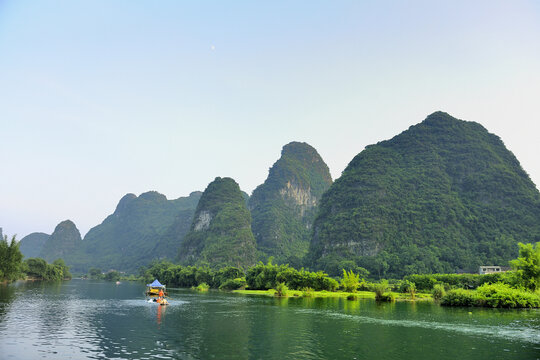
[178,177,257,268]
[308,112,540,277]
[249,142,332,264]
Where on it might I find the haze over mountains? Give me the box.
[17,112,540,277]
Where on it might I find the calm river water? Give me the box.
[0,279,538,359]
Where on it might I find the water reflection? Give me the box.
[1,280,539,360]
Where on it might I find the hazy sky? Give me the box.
[1,1,539,239]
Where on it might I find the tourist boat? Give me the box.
[146,279,169,305]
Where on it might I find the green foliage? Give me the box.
[23,257,70,281]
[274,282,289,297]
[441,283,540,308]
[341,269,361,292]
[195,282,210,291]
[509,242,540,291]
[403,273,506,291]
[441,288,476,307]
[88,267,104,279]
[52,259,72,280]
[104,271,121,281]
[142,260,245,289]
[219,278,246,290]
[432,284,446,301]
[0,235,23,281]
[399,280,416,299]
[249,142,332,263]
[373,280,390,301]
[301,287,314,297]
[377,293,395,302]
[178,177,257,268]
[308,112,540,278]
[246,260,338,291]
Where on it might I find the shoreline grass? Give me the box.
[233,289,432,301]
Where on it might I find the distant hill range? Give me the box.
[25,112,540,276]
[307,112,540,277]
[63,191,201,273]
[249,142,332,266]
[18,232,50,258]
[40,220,82,263]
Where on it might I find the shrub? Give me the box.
[475,283,540,308]
[399,280,416,299]
[346,294,358,300]
[441,288,476,307]
[378,293,395,302]
[104,271,121,282]
[301,287,314,297]
[195,283,210,291]
[404,273,506,291]
[432,284,446,301]
[408,282,416,300]
[274,282,289,297]
[373,280,389,301]
[341,269,361,292]
[441,284,539,308]
[219,278,246,290]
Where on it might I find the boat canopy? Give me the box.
[146,279,165,288]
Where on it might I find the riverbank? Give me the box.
[233,289,432,301]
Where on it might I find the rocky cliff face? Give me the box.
[39,220,82,263]
[178,177,257,268]
[249,142,332,264]
[18,232,50,258]
[308,112,540,277]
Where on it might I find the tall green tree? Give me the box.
[510,242,540,291]
[0,235,23,281]
[341,269,361,292]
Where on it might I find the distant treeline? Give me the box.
[1,234,71,282]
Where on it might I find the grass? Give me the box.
[233,289,432,300]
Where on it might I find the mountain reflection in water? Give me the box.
[0,279,538,360]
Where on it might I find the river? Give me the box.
[0,279,538,359]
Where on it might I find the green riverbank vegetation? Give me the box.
[1,234,71,282]
[140,242,539,308]
[403,242,540,308]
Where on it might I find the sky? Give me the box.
[1,0,539,239]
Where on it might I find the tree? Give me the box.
[510,242,540,291]
[0,235,23,281]
[53,258,72,280]
[88,267,103,279]
[341,269,360,292]
[104,271,121,281]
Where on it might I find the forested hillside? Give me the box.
[308,112,540,278]
[69,191,201,273]
[178,177,257,268]
[249,142,332,265]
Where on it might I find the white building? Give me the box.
[478,266,504,274]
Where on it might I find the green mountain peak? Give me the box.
[308,112,540,277]
[249,141,332,265]
[179,177,257,268]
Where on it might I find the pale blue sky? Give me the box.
[1,1,539,238]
